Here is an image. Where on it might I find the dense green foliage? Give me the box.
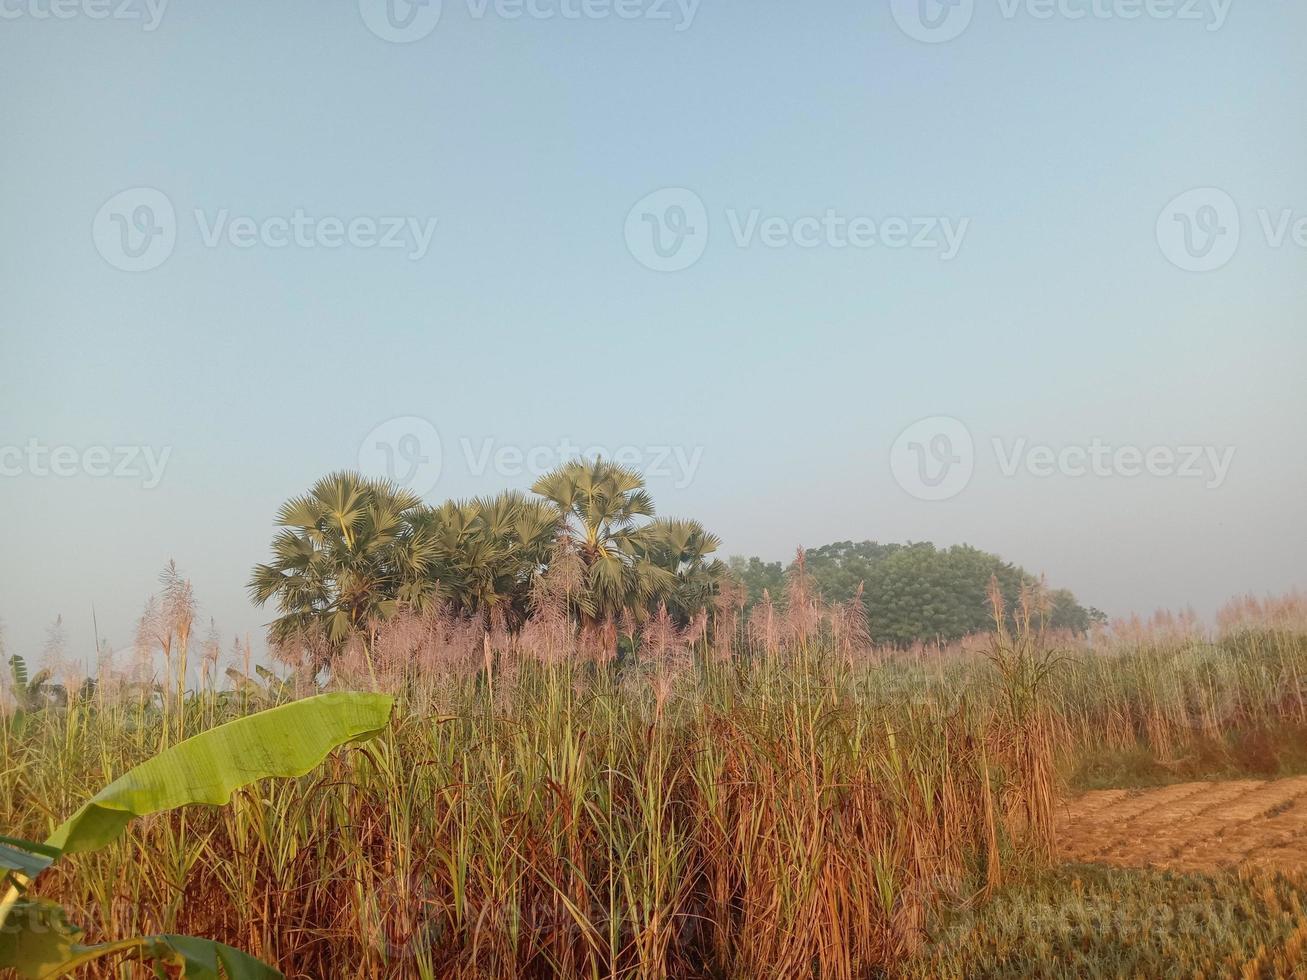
[249,464,1105,661]
[730,540,1102,646]
[249,461,727,663]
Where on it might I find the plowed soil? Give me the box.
[1058,775,1307,873]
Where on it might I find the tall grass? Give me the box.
[863,594,1307,788]
[3,589,1305,977]
[3,651,1056,977]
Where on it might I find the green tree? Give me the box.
[411,491,559,667]
[1046,588,1107,633]
[801,541,903,604]
[641,518,728,626]
[726,555,785,607]
[860,543,1025,646]
[727,540,1097,647]
[247,472,442,656]
[530,459,677,655]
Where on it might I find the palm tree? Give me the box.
[641,517,728,625]
[248,472,442,661]
[411,491,559,671]
[530,459,677,657]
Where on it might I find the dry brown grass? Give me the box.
[4,580,1306,977]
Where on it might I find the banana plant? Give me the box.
[0,692,394,978]
[224,664,297,707]
[7,656,62,713]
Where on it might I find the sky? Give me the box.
[2,0,1304,666]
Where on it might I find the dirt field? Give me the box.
[1058,775,1307,874]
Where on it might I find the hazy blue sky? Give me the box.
[2,0,1304,664]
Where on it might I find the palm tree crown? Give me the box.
[249,459,727,664]
[247,472,440,649]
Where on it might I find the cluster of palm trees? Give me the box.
[248,459,727,665]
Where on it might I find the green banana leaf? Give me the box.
[0,836,58,879]
[0,897,85,977]
[147,933,284,980]
[1,692,393,977]
[0,897,283,979]
[46,692,393,855]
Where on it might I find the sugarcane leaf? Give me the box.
[46,692,393,855]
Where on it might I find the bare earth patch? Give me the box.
[1057,775,1307,874]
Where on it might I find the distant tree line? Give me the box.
[249,460,1101,667]
[729,541,1104,646]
